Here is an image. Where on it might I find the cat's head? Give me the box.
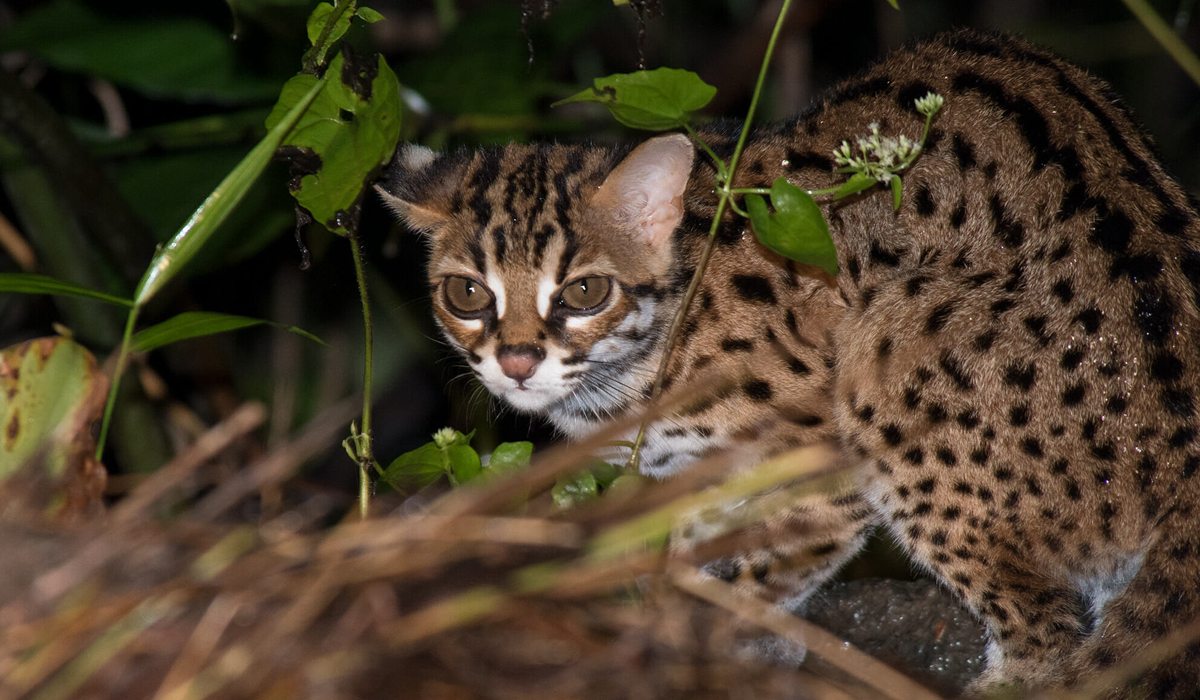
[376,134,696,417]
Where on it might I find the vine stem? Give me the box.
[94,307,140,462]
[627,0,793,471]
[348,230,375,518]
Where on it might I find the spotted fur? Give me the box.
[379,30,1200,697]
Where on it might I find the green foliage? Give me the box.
[552,460,630,509]
[555,68,717,131]
[746,179,838,276]
[266,51,403,236]
[0,0,280,102]
[379,428,535,494]
[0,273,133,308]
[130,312,324,353]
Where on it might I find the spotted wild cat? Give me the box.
[378,29,1200,698]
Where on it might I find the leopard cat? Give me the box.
[378,29,1200,698]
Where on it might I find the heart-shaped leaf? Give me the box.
[554,68,716,131]
[747,178,838,276]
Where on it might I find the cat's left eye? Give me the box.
[558,276,612,312]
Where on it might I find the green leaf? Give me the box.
[130,311,324,353]
[135,77,326,307]
[446,444,483,484]
[552,470,599,509]
[746,178,838,276]
[379,442,447,493]
[831,171,877,200]
[487,441,534,473]
[0,273,133,307]
[891,175,903,211]
[886,0,900,8]
[553,68,716,131]
[305,2,352,67]
[356,7,385,23]
[1,337,108,488]
[267,51,403,236]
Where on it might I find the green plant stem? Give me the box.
[628,0,793,470]
[1120,0,1200,89]
[348,230,375,518]
[94,307,140,462]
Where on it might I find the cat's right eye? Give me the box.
[443,276,494,316]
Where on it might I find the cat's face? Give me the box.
[378,136,695,420]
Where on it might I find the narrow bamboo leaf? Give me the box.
[553,68,716,131]
[131,311,324,353]
[831,171,876,200]
[747,178,838,277]
[886,0,899,8]
[134,77,326,307]
[891,175,903,211]
[487,441,533,473]
[379,442,446,493]
[446,444,482,484]
[0,273,133,307]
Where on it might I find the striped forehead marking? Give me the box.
[486,269,506,319]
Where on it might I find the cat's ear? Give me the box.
[375,144,463,234]
[592,133,695,252]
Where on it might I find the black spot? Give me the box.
[1003,362,1037,392]
[957,410,981,430]
[1061,349,1084,370]
[939,351,974,391]
[855,404,875,423]
[1099,502,1118,540]
[950,200,967,229]
[1049,240,1072,262]
[953,481,973,495]
[974,329,999,352]
[1136,286,1176,346]
[913,502,933,516]
[1090,209,1133,255]
[1183,456,1200,478]
[787,413,824,427]
[1050,459,1069,475]
[721,338,754,352]
[788,357,811,375]
[731,275,777,304]
[1106,395,1128,414]
[1157,205,1192,238]
[743,379,773,402]
[1169,427,1196,449]
[967,271,996,287]
[1009,405,1030,427]
[917,478,937,494]
[971,447,991,465]
[846,256,861,284]
[904,387,921,409]
[994,467,1014,482]
[1065,479,1082,501]
[905,276,932,297]
[784,149,836,173]
[1023,315,1051,346]
[1051,279,1074,305]
[896,80,935,113]
[930,530,948,546]
[915,185,936,217]
[1062,383,1086,407]
[881,424,904,447]
[926,403,949,424]
[752,562,770,584]
[991,298,1016,318]
[952,134,976,170]
[989,194,1024,247]
[1091,443,1117,461]
[1151,352,1184,383]
[1163,389,1196,418]
[904,447,924,465]
[868,241,904,267]
[860,286,878,309]
[1073,307,1103,334]
[936,446,957,466]
[1111,254,1162,284]
[1022,438,1045,458]
[877,338,894,359]
[925,301,956,334]
[1002,262,1025,293]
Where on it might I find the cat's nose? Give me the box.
[497,345,545,383]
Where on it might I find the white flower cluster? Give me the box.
[432,426,458,449]
[833,122,920,184]
[831,92,944,185]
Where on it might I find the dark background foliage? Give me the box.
[0,0,1197,500]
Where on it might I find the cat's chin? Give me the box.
[498,386,562,413]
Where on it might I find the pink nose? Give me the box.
[497,346,543,382]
